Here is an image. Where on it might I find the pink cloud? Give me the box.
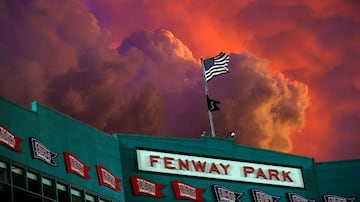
[1,0,359,161]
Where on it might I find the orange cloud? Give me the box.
[81,0,360,161]
[1,0,359,161]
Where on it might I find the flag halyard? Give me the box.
[203,52,230,81]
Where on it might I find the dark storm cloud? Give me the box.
[0,0,310,154]
[208,53,309,151]
[47,28,200,135]
[0,0,115,103]
[80,0,360,161]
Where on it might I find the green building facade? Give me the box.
[0,97,358,202]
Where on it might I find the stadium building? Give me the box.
[0,97,359,202]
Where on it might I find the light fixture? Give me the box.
[227,131,236,138]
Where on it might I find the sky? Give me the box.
[0,0,359,162]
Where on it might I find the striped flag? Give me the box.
[203,52,230,81]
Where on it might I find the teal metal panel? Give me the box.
[2,96,359,202]
[115,134,320,202]
[0,97,124,201]
[0,97,38,166]
[316,159,360,197]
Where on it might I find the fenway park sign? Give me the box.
[136,149,304,188]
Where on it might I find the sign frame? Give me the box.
[136,148,305,188]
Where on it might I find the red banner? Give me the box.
[130,176,165,198]
[96,165,121,192]
[64,152,91,179]
[172,180,205,201]
[0,126,22,152]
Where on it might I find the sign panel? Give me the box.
[212,184,243,202]
[29,137,58,166]
[0,126,22,152]
[171,180,205,201]
[96,165,121,191]
[137,149,304,188]
[64,152,91,179]
[130,176,165,198]
[288,193,315,202]
[323,195,356,202]
[251,189,280,202]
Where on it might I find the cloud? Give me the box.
[46,27,202,135]
[0,0,202,136]
[3,0,359,161]
[205,53,310,152]
[0,0,309,153]
[0,0,114,103]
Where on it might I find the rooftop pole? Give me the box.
[200,58,216,137]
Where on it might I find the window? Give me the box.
[27,171,40,193]
[56,182,69,202]
[71,188,83,202]
[0,158,118,202]
[11,165,25,188]
[99,198,111,202]
[13,187,42,202]
[0,161,8,182]
[0,182,11,201]
[85,193,95,202]
[42,177,55,199]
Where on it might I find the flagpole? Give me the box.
[201,58,216,137]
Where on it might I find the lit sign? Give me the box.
[0,126,22,152]
[96,165,121,191]
[130,176,165,198]
[323,195,356,202]
[212,184,243,202]
[29,137,58,166]
[64,152,91,179]
[288,193,315,202]
[172,180,205,201]
[136,149,304,188]
[251,189,280,202]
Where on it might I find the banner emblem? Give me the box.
[0,126,22,152]
[130,176,165,198]
[172,180,205,201]
[96,165,121,191]
[323,195,356,202]
[288,193,315,202]
[212,184,243,202]
[29,137,58,166]
[251,189,280,202]
[64,152,91,179]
